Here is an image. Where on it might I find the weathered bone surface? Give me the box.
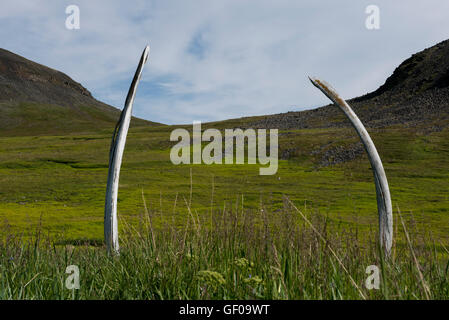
[309,76,393,256]
[104,46,150,254]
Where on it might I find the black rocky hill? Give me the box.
[249,39,449,132]
[0,48,157,135]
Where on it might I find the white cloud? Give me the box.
[1,0,449,124]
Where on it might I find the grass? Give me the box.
[0,111,448,299]
[1,194,448,299]
[0,122,448,242]
[0,101,154,136]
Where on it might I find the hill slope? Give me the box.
[0,48,158,135]
[239,39,449,132]
[197,39,449,166]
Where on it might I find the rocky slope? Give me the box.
[249,39,449,132]
[0,48,156,135]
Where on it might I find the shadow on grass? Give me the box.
[54,238,104,247]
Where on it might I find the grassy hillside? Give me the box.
[1,119,448,300]
[1,121,448,244]
[0,48,159,136]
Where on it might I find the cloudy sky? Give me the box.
[1,1,448,124]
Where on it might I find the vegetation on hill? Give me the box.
[0,48,159,136]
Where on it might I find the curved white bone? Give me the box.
[309,76,393,256]
[104,46,150,254]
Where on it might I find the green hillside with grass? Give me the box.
[0,121,448,243]
[1,121,449,299]
[0,48,159,136]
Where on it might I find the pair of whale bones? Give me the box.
[104,46,393,256]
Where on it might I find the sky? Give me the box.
[1,0,449,125]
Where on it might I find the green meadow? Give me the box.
[1,117,449,299]
[1,120,448,244]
